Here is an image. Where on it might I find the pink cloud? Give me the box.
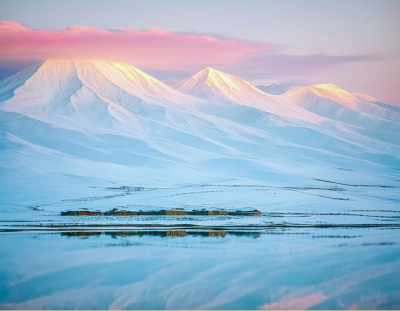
[0,21,379,79]
[0,21,278,72]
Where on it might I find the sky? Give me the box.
[0,0,399,105]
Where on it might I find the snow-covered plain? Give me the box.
[0,60,399,227]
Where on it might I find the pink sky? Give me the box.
[0,21,279,72]
[0,21,397,104]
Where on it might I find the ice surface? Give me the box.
[1,228,400,309]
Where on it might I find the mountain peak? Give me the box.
[167,67,322,122]
[171,67,265,105]
[0,59,205,120]
[313,83,347,93]
[269,83,281,87]
[283,83,361,111]
[28,59,184,102]
[256,83,291,95]
[200,66,221,73]
[165,67,235,91]
[203,66,217,72]
[192,67,232,84]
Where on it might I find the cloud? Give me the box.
[231,51,381,79]
[0,21,381,80]
[0,21,277,71]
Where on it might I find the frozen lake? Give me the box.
[1,227,400,309]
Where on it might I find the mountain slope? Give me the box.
[170,67,327,123]
[173,67,264,104]
[0,60,399,222]
[352,92,400,122]
[0,62,44,102]
[0,59,213,132]
[0,59,205,111]
[283,84,400,130]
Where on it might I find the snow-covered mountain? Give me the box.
[282,84,400,130]
[255,83,291,95]
[0,60,399,225]
[169,67,327,123]
[171,67,264,104]
[0,59,205,119]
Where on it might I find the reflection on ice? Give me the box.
[61,230,261,239]
[0,228,399,309]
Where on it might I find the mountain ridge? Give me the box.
[255,83,292,95]
[168,66,329,123]
[0,59,399,219]
[283,83,400,124]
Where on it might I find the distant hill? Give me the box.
[255,83,291,95]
